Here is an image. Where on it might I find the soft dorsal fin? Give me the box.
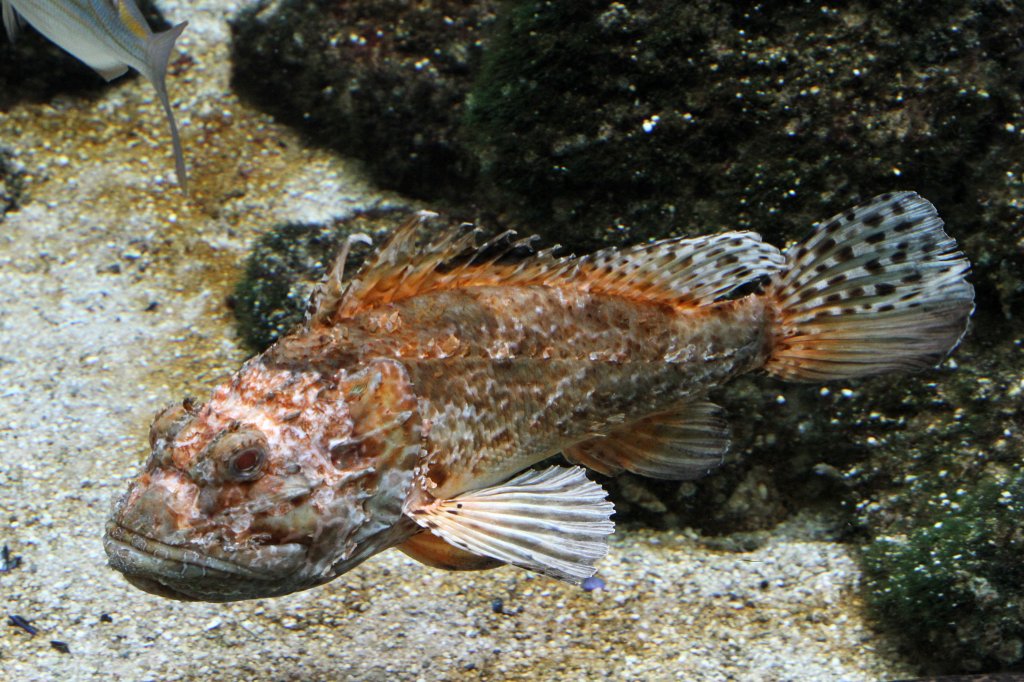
[310,212,786,324]
[564,400,730,480]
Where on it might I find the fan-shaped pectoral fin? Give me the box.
[406,465,615,584]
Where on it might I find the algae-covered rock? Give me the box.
[862,474,1024,672]
[468,1,1024,270]
[232,210,413,352]
[843,312,1024,671]
[230,0,497,200]
[0,0,170,108]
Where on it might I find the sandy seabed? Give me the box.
[0,2,916,680]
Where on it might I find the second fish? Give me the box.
[2,0,189,189]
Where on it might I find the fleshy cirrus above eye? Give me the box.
[149,399,191,447]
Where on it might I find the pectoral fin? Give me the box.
[408,466,615,584]
[564,400,730,480]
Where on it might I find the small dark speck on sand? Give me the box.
[8,614,38,636]
[99,613,113,623]
[0,544,21,572]
[490,598,504,614]
[50,641,70,654]
[581,577,605,592]
[144,301,159,312]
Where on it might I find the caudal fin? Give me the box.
[765,192,974,382]
[145,21,189,191]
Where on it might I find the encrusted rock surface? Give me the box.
[231,0,498,200]
[0,147,25,221]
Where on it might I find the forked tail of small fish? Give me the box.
[764,191,974,381]
[143,21,189,191]
[2,0,189,190]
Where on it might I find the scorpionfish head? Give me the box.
[104,360,421,601]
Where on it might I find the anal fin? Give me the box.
[564,401,730,480]
[408,466,614,584]
[397,532,505,572]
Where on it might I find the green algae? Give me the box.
[862,474,1024,672]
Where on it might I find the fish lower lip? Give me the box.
[103,522,273,581]
[123,574,197,601]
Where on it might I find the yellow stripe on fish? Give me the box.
[115,0,151,40]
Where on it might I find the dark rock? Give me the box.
[468,1,1024,277]
[231,0,498,200]
[232,210,413,353]
[0,1,171,108]
[0,147,26,221]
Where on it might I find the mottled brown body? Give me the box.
[106,194,974,601]
[336,287,772,498]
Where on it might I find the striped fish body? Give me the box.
[104,193,974,601]
[3,0,188,187]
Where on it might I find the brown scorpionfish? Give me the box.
[105,192,974,601]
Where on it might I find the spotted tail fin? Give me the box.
[764,192,974,382]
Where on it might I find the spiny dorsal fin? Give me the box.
[564,401,730,480]
[312,213,786,323]
[407,466,615,584]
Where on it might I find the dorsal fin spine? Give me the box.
[314,214,786,323]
